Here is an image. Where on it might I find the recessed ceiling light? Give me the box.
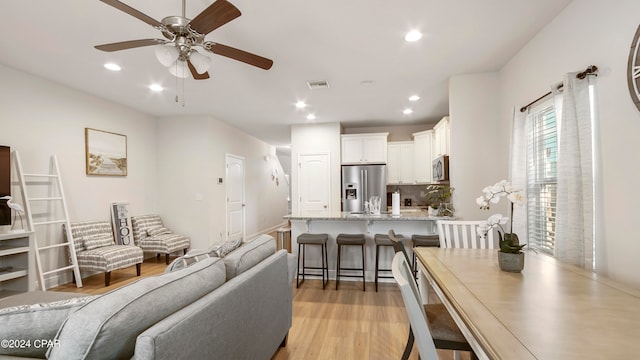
[306,113,316,120]
[404,30,423,42]
[409,95,420,101]
[104,63,121,71]
[295,101,307,109]
[403,108,413,115]
[360,80,375,86]
[149,84,163,92]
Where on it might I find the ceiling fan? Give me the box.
[94,0,273,80]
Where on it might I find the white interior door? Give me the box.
[298,153,331,216]
[226,154,245,242]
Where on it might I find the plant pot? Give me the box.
[428,206,439,216]
[497,251,525,273]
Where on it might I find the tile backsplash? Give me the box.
[386,184,451,208]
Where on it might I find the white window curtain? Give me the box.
[511,72,596,269]
[554,73,595,270]
[509,109,528,246]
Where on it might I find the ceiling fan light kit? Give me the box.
[168,60,190,78]
[155,45,179,67]
[189,50,212,74]
[95,0,273,80]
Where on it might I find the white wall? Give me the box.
[0,63,289,287]
[0,64,158,287]
[156,116,289,250]
[449,73,509,220]
[0,64,159,223]
[290,122,342,216]
[497,0,640,286]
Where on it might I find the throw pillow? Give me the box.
[83,234,115,250]
[0,295,96,358]
[165,249,217,273]
[147,226,172,237]
[215,237,242,257]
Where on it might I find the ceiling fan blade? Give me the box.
[209,43,273,70]
[189,0,241,35]
[187,60,210,80]
[98,0,162,27]
[95,39,166,52]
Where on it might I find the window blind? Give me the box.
[526,100,557,254]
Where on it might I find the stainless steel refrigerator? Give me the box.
[341,164,387,212]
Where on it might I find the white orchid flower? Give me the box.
[477,223,490,233]
[486,213,504,225]
[507,191,526,205]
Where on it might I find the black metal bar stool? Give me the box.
[374,233,404,291]
[297,233,329,289]
[411,234,440,278]
[335,233,366,291]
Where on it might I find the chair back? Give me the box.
[392,253,439,359]
[64,220,114,252]
[436,220,495,249]
[387,230,411,264]
[130,214,164,245]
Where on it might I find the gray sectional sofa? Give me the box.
[0,234,295,360]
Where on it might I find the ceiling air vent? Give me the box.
[306,80,330,90]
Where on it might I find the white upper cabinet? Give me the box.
[341,133,388,164]
[412,130,434,184]
[387,141,415,184]
[433,116,450,157]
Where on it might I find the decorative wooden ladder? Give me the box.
[12,151,82,290]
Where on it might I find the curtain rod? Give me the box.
[519,65,598,113]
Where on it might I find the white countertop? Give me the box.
[285,211,452,221]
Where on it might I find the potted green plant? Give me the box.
[476,180,526,272]
[423,184,453,216]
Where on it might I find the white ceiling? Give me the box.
[0,0,571,146]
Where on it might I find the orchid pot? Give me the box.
[497,232,525,272]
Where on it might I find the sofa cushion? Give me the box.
[47,257,226,360]
[223,234,276,280]
[0,294,96,358]
[83,233,115,250]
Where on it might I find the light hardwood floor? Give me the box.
[51,258,469,359]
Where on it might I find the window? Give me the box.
[526,99,557,254]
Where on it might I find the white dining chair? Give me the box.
[391,250,477,360]
[392,252,439,359]
[436,220,496,249]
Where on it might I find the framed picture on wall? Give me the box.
[85,128,127,176]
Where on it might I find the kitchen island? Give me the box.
[285,211,451,284]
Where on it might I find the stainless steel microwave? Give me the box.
[432,155,449,181]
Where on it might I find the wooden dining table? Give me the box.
[414,247,640,360]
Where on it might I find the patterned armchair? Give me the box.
[64,220,143,286]
[131,214,191,264]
